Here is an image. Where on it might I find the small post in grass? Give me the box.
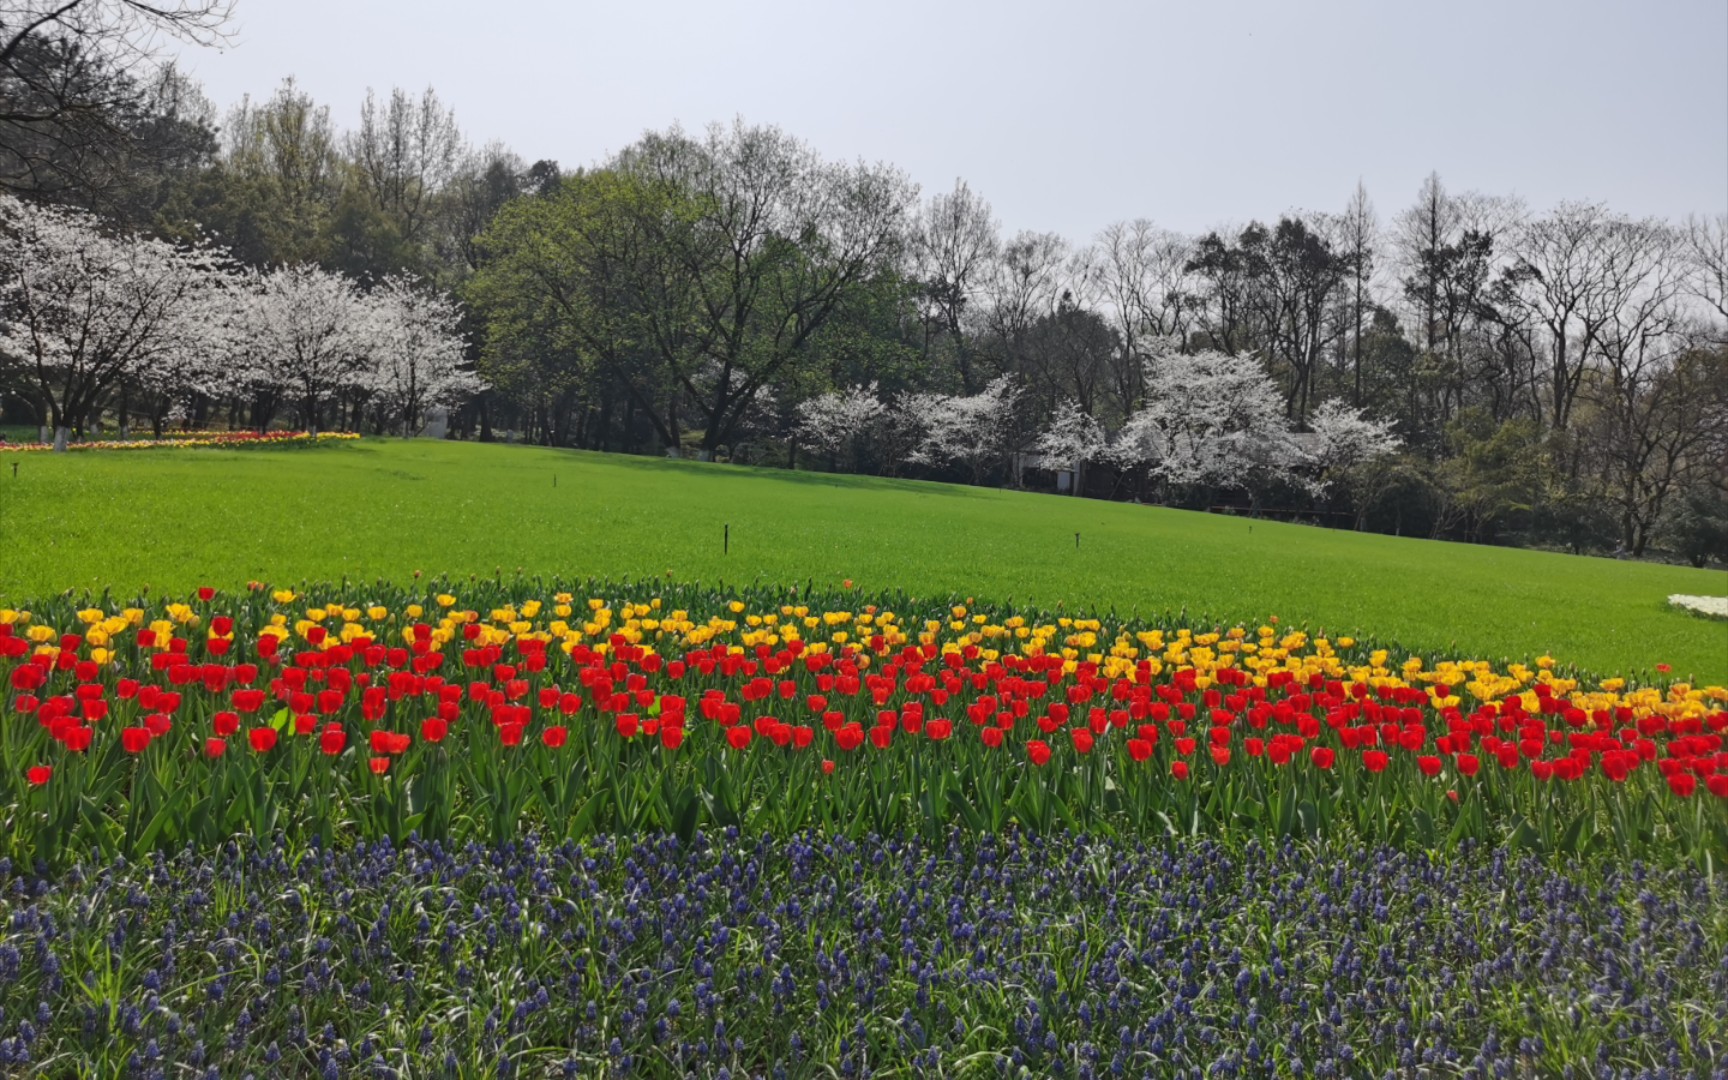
[724,523,730,555]
[1075,532,1080,550]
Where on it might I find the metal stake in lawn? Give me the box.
[724,523,729,555]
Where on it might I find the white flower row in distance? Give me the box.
[1668,594,1728,619]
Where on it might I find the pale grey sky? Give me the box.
[173,0,1727,240]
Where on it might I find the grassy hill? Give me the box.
[1,437,1722,682]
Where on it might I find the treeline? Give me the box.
[465,127,1728,567]
[1,4,1723,563]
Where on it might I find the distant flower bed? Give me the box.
[8,431,358,453]
[1670,594,1728,620]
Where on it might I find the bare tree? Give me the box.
[914,177,997,392]
[0,0,232,197]
[1501,203,1673,431]
[348,85,465,248]
[976,229,1069,391]
[1681,213,1728,332]
[1394,172,1460,355]
[1581,332,1728,555]
[619,119,918,458]
[1093,218,1192,416]
[1339,182,1378,406]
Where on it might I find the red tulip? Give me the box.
[1210,746,1231,767]
[26,765,51,786]
[121,727,151,754]
[1026,740,1051,767]
[368,730,411,755]
[1667,773,1697,797]
[1417,755,1443,777]
[822,759,835,774]
[1362,750,1390,773]
[726,726,752,751]
[980,726,1004,749]
[1070,729,1094,754]
[543,725,569,748]
[1310,747,1335,770]
[421,717,448,743]
[661,725,685,751]
[369,756,391,775]
[320,727,347,755]
[1127,737,1153,762]
[499,722,525,747]
[205,737,227,758]
[1171,760,1190,780]
[248,728,278,753]
[1456,754,1480,777]
[616,714,639,739]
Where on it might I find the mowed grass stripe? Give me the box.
[2,438,1722,682]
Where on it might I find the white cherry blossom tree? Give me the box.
[0,193,232,441]
[1306,398,1402,474]
[362,274,481,436]
[1035,398,1108,495]
[795,381,886,468]
[236,263,369,434]
[1111,346,1308,508]
[900,374,1021,484]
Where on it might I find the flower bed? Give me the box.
[5,583,1726,868]
[7,431,358,452]
[1670,593,1728,620]
[0,832,1722,1077]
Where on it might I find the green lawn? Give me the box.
[2,438,1723,682]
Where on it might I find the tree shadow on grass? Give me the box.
[515,444,995,500]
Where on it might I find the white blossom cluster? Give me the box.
[0,195,481,436]
[795,344,1400,498]
[1668,595,1728,620]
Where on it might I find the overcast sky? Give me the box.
[172,0,1727,241]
